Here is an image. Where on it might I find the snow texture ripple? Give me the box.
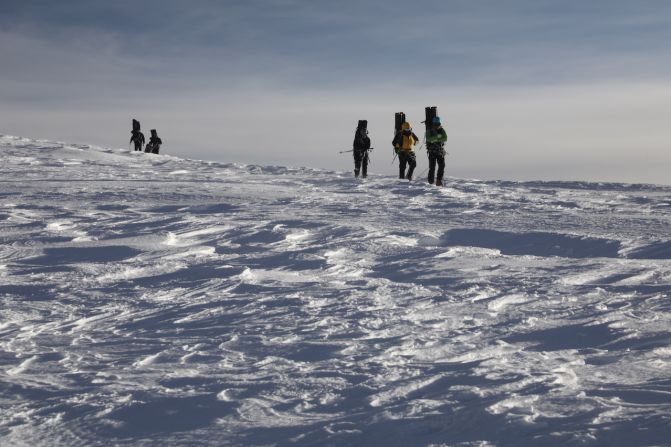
[1,134,671,446]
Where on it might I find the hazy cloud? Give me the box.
[1,0,671,184]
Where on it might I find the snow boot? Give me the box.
[354,169,360,178]
[436,179,443,186]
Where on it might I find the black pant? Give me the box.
[428,152,445,184]
[133,141,143,151]
[354,151,369,177]
[399,152,416,179]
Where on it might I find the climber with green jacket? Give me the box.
[425,116,447,186]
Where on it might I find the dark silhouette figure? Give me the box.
[426,116,447,186]
[145,129,162,154]
[392,121,418,180]
[353,120,371,178]
[130,119,145,151]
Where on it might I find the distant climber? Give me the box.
[425,116,447,186]
[130,119,145,152]
[353,120,371,178]
[145,129,162,154]
[392,121,418,180]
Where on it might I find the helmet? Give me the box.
[432,116,441,125]
[401,121,412,131]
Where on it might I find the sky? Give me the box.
[1,0,670,184]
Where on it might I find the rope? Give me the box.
[416,166,429,181]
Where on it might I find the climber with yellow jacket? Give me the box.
[392,121,419,180]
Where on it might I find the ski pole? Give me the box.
[416,137,426,153]
[339,148,374,154]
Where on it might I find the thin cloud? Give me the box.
[1,1,671,184]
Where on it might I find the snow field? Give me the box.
[1,134,671,446]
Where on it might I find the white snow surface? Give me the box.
[1,134,671,446]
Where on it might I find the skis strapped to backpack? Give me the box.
[392,112,406,163]
[424,106,437,133]
[394,112,406,134]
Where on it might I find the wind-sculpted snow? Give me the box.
[1,134,671,446]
